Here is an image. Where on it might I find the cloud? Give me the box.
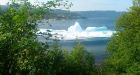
[0,0,8,5]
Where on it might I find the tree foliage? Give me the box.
[60,42,96,75]
[0,0,71,75]
[104,0,140,75]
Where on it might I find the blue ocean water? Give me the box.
[39,18,115,30]
[38,15,117,64]
[59,38,110,64]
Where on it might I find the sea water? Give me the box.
[38,18,116,64]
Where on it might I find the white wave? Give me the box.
[38,22,115,40]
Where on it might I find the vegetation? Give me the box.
[0,0,57,74]
[104,0,140,75]
[0,0,96,75]
[61,42,96,75]
[0,0,140,75]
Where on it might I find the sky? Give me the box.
[0,0,133,11]
[69,0,132,11]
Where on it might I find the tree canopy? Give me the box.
[104,0,140,75]
[0,0,71,75]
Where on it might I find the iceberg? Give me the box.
[38,22,115,40]
[85,26,108,32]
[68,22,83,32]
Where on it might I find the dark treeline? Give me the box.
[0,0,140,75]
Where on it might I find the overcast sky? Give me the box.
[0,0,133,11]
[69,0,132,11]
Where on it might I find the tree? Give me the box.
[0,0,71,75]
[104,0,140,75]
[46,40,64,75]
[61,42,96,75]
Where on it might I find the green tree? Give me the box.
[61,42,96,75]
[0,0,71,75]
[46,40,64,75]
[104,0,140,75]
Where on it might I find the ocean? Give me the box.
[38,11,119,64]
